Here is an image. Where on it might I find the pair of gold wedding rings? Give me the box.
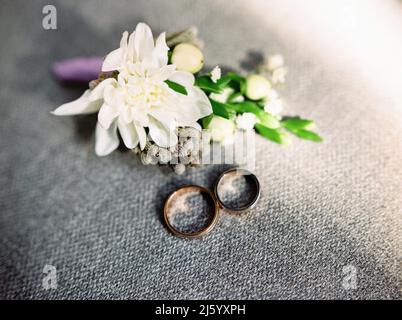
[163,168,261,238]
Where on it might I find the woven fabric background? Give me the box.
[0,0,401,299]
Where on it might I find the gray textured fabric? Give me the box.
[0,0,401,299]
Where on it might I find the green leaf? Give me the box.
[281,117,323,142]
[225,72,245,83]
[165,80,187,95]
[225,72,247,94]
[196,72,247,95]
[259,112,281,129]
[201,114,213,128]
[285,128,323,142]
[215,75,232,88]
[255,124,290,144]
[228,101,281,129]
[210,99,235,119]
[281,117,314,130]
[195,76,222,93]
[240,81,247,95]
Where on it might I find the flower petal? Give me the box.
[88,78,117,101]
[127,31,136,62]
[154,32,169,67]
[103,82,122,106]
[148,108,177,130]
[178,118,202,130]
[149,117,178,148]
[134,23,154,62]
[174,86,212,126]
[119,105,133,124]
[173,105,202,130]
[192,86,213,117]
[119,31,129,48]
[98,103,118,129]
[168,71,195,87]
[131,107,149,127]
[133,121,147,150]
[52,90,102,116]
[150,65,176,82]
[95,121,119,156]
[102,31,128,72]
[118,121,139,149]
[102,48,124,72]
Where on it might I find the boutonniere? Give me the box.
[53,23,322,173]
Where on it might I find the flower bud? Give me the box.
[245,74,271,100]
[207,115,235,143]
[171,43,204,73]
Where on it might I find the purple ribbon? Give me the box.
[52,57,103,83]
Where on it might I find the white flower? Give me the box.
[264,90,283,115]
[271,67,287,84]
[231,94,244,103]
[246,74,271,100]
[264,99,283,115]
[210,66,221,83]
[209,87,245,104]
[209,87,234,103]
[236,112,258,130]
[207,115,235,144]
[266,54,284,71]
[266,88,279,100]
[53,23,212,156]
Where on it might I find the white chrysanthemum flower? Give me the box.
[236,112,258,131]
[53,23,212,156]
[210,65,221,83]
[264,90,283,116]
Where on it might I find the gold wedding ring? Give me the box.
[164,185,219,238]
[214,168,261,213]
[163,168,261,238]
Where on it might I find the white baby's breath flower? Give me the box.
[207,115,235,144]
[264,99,283,115]
[236,112,258,131]
[271,67,287,84]
[266,88,279,101]
[264,90,283,116]
[53,23,212,156]
[210,65,221,83]
[266,54,284,71]
[209,87,245,103]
